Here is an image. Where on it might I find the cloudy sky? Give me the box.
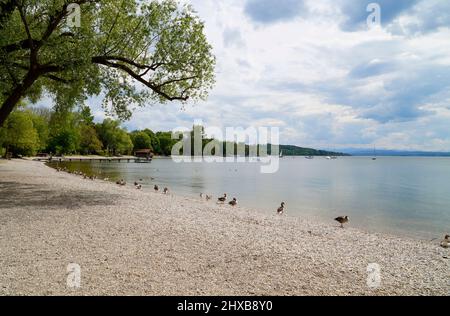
[91,0,450,151]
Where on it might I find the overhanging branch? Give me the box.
[92,56,190,101]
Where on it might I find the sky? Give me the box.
[43,0,450,151]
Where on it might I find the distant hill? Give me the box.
[279,145,348,156]
[340,148,450,157]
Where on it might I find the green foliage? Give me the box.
[1,110,39,156]
[115,130,133,155]
[156,131,178,156]
[0,0,215,125]
[130,131,152,151]
[95,118,132,155]
[46,110,80,155]
[29,111,49,152]
[79,105,95,126]
[142,128,161,153]
[79,125,102,155]
[47,128,79,155]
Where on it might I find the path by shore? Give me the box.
[0,159,448,295]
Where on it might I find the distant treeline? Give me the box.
[0,107,346,158]
[277,145,347,157]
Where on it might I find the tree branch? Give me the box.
[92,56,189,101]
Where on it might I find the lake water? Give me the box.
[50,156,450,239]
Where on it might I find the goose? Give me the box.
[154,185,159,192]
[334,216,349,228]
[440,234,450,248]
[217,193,227,203]
[229,198,237,206]
[277,202,285,215]
[163,187,169,194]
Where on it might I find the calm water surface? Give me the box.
[51,157,450,239]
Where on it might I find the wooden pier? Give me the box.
[33,156,151,163]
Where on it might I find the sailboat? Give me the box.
[372,147,377,160]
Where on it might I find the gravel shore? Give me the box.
[0,159,448,295]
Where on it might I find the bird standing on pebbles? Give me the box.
[206,195,212,201]
[277,202,285,215]
[440,234,450,248]
[217,193,227,203]
[163,187,169,194]
[154,185,159,192]
[229,198,237,206]
[335,216,349,228]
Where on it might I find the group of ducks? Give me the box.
[200,192,285,212]
[114,179,169,194]
[200,193,237,206]
[153,184,169,194]
[56,167,104,181]
[56,166,449,248]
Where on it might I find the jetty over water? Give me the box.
[32,156,152,163]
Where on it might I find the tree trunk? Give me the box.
[0,71,39,127]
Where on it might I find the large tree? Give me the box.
[0,0,215,126]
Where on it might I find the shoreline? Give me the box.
[0,159,449,295]
[47,158,444,242]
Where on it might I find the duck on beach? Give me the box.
[135,184,142,190]
[163,187,169,194]
[217,193,227,203]
[206,195,212,201]
[116,179,126,186]
[440,234,450,248]
[154,185,159,192]
[200,193,204,199]
[277,202,285,215]
[335,216,349,228]
[229,198,237,206]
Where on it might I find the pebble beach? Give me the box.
[0,159,448,295]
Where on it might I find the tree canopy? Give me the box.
[0,0,215,126]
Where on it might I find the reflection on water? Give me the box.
[49,157,450,239]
